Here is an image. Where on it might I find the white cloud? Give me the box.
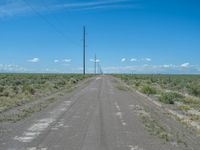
[28,58,40,63]
[163,65,170,68]
[54,59,71,63]
[61,0,131,9]
[0,64,26,72]
[181,62,190,67]
[163,64,176,68]
[76,4,134,11]
[130,58,137,62]
[102,63,200,74]
[63,59,71,63]
[54,59,59,63]
[144,58,152,62]
[0,0,134,18]
[121,58,126,62]
[89,59,100,63]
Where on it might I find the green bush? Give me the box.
[69,78,78,84]
[187,84,200,97]
[22,84,35,95]
[12,86,19,94]
[2,91,9,97]
[0,86,4,93]
[177,105,191,111]
[134,81,141,87]
[182,97,199,105]
[140,85,157,95]
[159,92,184,104]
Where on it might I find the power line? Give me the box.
[22,1,89,75]
[22,0,81,47]
[40,0,74,26]
[40,0,74,35]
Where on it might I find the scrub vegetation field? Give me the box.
[115,74,200,134]
[0,74,91,113]
[115,74,200,103]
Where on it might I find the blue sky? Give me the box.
[0,0,200,74]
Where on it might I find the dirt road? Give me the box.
[0,76,199,150]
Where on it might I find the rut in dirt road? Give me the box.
[0,76,199,150]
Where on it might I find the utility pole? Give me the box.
[98,63,103,74]
[94,54,97,74]
[83,26,86,75]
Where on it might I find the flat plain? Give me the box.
[0,74,200,150]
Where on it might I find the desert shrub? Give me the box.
[1,90,9,97]
[177,105,191,111]
[140,85,157,95]
[134,81,141,87]
[182,97,199,105]
[159,92,184,104]
[115,74,200,98]
[53,84,59,89]
[14,80,23,86]
[144,80,152,84]
[187,84,200,97]
[12,86,19,94]
[69,78,78,84]
[0,74,90,112]
[0,86,4,93]
[22,84,35,95]
[56,80,66,86]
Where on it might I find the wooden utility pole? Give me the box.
[83,26,86,75]
[94,54,97,74]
